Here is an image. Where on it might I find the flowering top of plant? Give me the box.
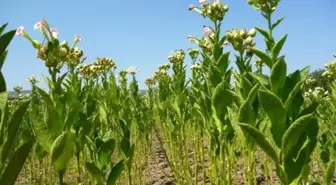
[127,66,137,74]
[168,50,185,64]
[187,48,200,62]
[16,19,84,69]
[323,59,336,79]
[13,85,23,94]
[304,86,329,101]
[226,28,256,52]
[78,57,116,78]
[26,74,41,86]
[248,0,279,13]
[190,0,229,22]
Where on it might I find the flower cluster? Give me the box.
[78,57,116,78]
[304,87,329,100]
[254,57,264,68]
[226,28,257,52]
[305,78,316,86]
[13,85,23,95]
[190,0,229,22]
[322,59,336,79]
[26,74,41,86]
[187,26,215,53]
[16,19,84,69]
[248,0,279,13]
[187,48,200,61]
[127,66,137,75]
[168,50,185,64]
[191,63,202,71]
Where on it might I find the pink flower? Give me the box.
[127,66,137,74]
[74,35,81,42]
[203,27,213,37]
[34,21,43,30]
[15,26,25,36]
[199,0,208,4]
[187,35,196,43]
[50,28,58,39]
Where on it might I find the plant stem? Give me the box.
[76,152,81,184]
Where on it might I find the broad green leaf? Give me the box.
[282,114,313,161]
[0,73,6,92]
[254,27,271,40]
[1,101,30,163]
[284,81,304,110]
[0,139,34,185]
[85,162,104,185]
[0,30,16,58]
[258,89,286,148]
[211,77,232,123]
[239,75,252,99]
[251,48,272,68]
[0,50,8,70]
[64,101,82,129]
[272,17,285,29]
[0,23,8,36]
[36,87,53,105]
[50,131,75,172]
[246,84,260,103]
[239,123,279,164]
[325,160,335,185]
[107,160,125,185]
[238,101,255,125]
[31,116,52,153]
[120,138,130,159]
[320,150,330,164]
[271,35,287,62]
[0,91,8,111]
[249,73,269,86]
[299,66,310,80]
[270,58,287,96]
[44,105,62,137]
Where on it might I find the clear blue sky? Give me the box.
[2,0,336,90]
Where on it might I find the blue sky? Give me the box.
[2,0,336,90]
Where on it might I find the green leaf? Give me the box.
[120,138,130,159]
[300,66,310,80]
[249,73,269,86]
[0,23,8,36]
[44,105,62,137]
[325,160,335,185]
[258,89,286,148]
[31,115,53,153]
[0,91,8,111]
[50,131,75,172]
[0,30,16,58]
[238,101,255,125]
[211,77,232,123]
[85,162,104,185]
[320,150,330,164]
[282,114,313,161]
[251,48,272,68]
[0,50,8,70]
[36,87,53,105]
[284,81,304,110]
[107,160,125,185]
[255,27,271,40]
[0,139,34,185]
[270,57,287,96]
[272,17,285,29]
[239,123,279,164]
[1,101,30,163]
[64,101,82,129]
[246,84,260,103]
[0,73,6,92]
[271,35,287,62]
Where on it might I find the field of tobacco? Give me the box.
[0,0,335,184]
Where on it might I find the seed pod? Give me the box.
[240,29,248,39]
[245,36,253,45]
[248,28,257,37]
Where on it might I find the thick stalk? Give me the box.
[264,154,270,185]
[247,149,254,185]
[76,152,81,184]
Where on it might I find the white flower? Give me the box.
[34,20,44,30]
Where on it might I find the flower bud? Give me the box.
[59,47,68,57]
[60,40,68,47]
[32,40,41,49]
[226,31,233,40]
[223,5,229,12]
[189,5,195,11]
[239,29,247,39]
[248,28,257,37]
[245,36,253,45]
